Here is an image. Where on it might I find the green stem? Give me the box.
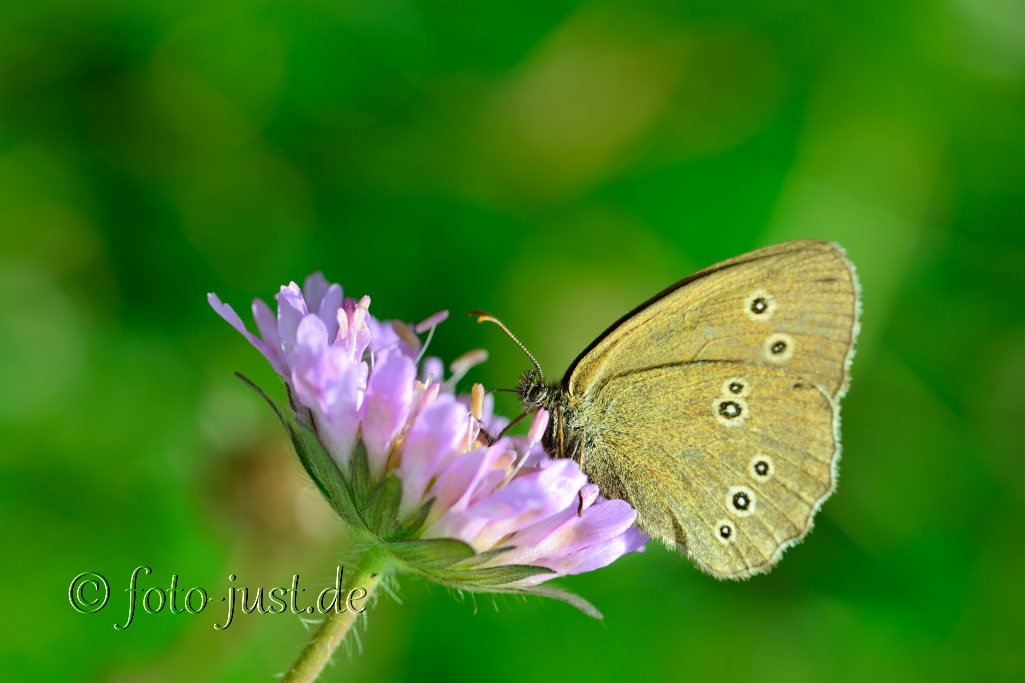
[282,553,390,683]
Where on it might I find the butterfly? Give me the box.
[479,240,860,579]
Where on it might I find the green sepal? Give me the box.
[348,440,372,511]
[448,545,514,569]
[433,564,554,587]
[463,584,603,620]
[364,475,402,538]
[383,538,477,571]
[423,559,603,619]
[395,497,434,540]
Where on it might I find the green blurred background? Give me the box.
[3,0,1024,681]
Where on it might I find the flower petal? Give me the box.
[277,282,309,366]
[251,297,287,375]
[290,314,364,465]
[362,349,417,478]
[398,395,468,514]
[208,293,274,366]
[493,484,601,565]
[319,283,343,341]
[303,272,331,313]
[524,526,648,582]
[466,459,587,550]
[520,498,639,567]
[427,441,509,522]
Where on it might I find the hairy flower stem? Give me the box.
[282,552,390,683]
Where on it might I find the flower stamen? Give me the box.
[470,383,485,422]
[446,349,488,389]
[415,310,449,334]
[392,320,420,349]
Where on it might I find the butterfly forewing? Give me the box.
[565,241,858,400]
[565,240,859,578]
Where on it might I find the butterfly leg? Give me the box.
[476,409,535,447]
[476,425,496,446]
[570,439,584,516]
[554,405,565,459]
[548,406,584,515]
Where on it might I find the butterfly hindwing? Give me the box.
[584,362,837,577]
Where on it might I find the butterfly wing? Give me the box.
[566,240,860,578]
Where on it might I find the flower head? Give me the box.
[210,273,646,615]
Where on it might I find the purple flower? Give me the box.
[210,273,647,609]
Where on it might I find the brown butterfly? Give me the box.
[478,240,860,579]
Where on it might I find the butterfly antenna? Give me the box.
[469,310,544,383]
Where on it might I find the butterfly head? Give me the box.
[516,367,556,410]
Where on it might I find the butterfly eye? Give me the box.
[749,455,774,481]
[744,289,776,320]
[726,485,756,517]
[715,520,736,545]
